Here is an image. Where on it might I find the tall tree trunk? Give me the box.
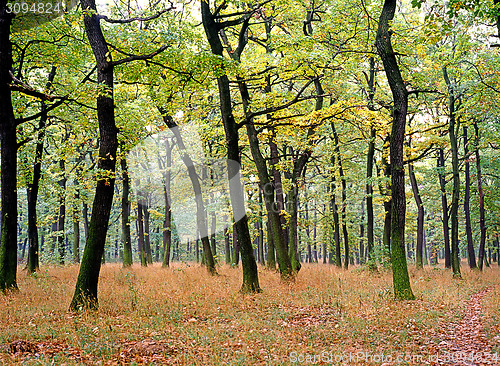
[305,201,312,263]
[143,200,153,264]
[200,6,260,292]
[137,199,147,267]
[159,111,216,275]
[443,66,461,278]
[408,162,424,269]
[330,174,342,267]
[70,0,118,310]
[234,65,292,278]
[121,157,132,267]
[474,122,487,270]
[463,126,477,269]
[378,141,392,266]
[331,121,349,269]
[359,199,365,265]
[266,220,276,269]
[57,159,67,264]
[376,0,414,299]
[232,225,239,265]
[27,66,56,274]
[224,225,231,264]
[161,138,172,268]
[73,189,80,264]
[0,5,18,290]
[366,57,376,267]
[437,148,451,268]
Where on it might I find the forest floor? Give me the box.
[0,262,498,365]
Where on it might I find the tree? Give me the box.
[200,0,261,292]
[442,66,461,278]
[0,2,18,291]
[375,0,415,300]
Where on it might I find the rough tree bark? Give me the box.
[70,0,118,310]
[366,56,377,268]
[408,162,424,269]
[121,157,132,267]
[474,122,487,270]
[0,3,18,290]
[331,121,349,269]
[376,0,414,300]
[201,0,262,292]
[463,126,477,269]
[443,66,461,278]
[160,138,173,268]
[27,66,57,274]
[437,148,451,268]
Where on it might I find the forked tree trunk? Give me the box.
[201,4,260,292]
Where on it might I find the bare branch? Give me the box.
[112,45,169,66]
[98,7,174,24]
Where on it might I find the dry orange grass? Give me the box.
[0,262,498,365]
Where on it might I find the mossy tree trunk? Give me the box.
[376,0,414,300]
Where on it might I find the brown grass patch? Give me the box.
[0,262,498,364]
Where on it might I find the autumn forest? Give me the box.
[1,0,500,364]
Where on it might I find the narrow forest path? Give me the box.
[429,287,497,365]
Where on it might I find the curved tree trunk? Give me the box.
[70,0,118,310]
[159,111,216,275]
[376,0,414,300]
